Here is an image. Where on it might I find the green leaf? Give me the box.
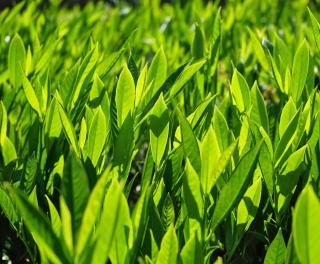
[135,64,148,106]
[211,141,262,230]
[176,107,201,174]
[285,235,300,264]
[141,145,155,191]
[60,196,73,253]
[180,232,203,264]
[161,193,175,230]
[229,176,262,256]
[0,101,8,144]
[9,188,71,264]
[58,103,80,157]
[208,9,221,78]
[279,98,296,138]
[213,107,230,151]
[274,109,300,167]
[0,187,18,227]
[113,114,134,174]
[259,142,274,202]
[22,154,38,194]
[293,185,320,264]
[45,97,62,138]
[268,50,284,93]
[8,34,26,89]
[128,53,139,84]
[156,225,178,264]
[200,126,220,193]
[149,93,170,166]
[277,145,308,214]
[92,178,123,264]
[137,63,187,121]
[60,61,79,107]
[209,139,239,191]
[87,107,107,167]
[25,45,33,76]
[130,188,152,261]
[150,230,160,263]
[109,192,133,264]
[1,136,17,166]
[184,159,203,220]
[292,100,311,151]
[70,44,99,110]
[169,60,206,98]
[192,25,205,59]
[146,47,167,95]
[291,40,309,103]
[189,94,215,128]
[238,116,250,155]
[308,7,320,52]
[230,69,251,113]
[250,82,269,133]
[284,67,291,95]
[116,64,135,127]
[46,196,62,238]
[79,117,87,150]
[236,176,262,236]
[76,171,108,257]
[279,145,307,176]
[264,230,286,264]
[46,155,64,195]
[90,73,104,101]
[22,72,42,120]
[248,29,268,70]
[62,151,90,245]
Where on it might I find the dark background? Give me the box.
[0,0,173,9]
[0,0,225,10]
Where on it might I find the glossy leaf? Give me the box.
[192,25,205,59]
[184,159,203,220]
[149,93,169,166]
[22,72,42,119]
[291,40,309,103]
[200,126,220,193]
[87,107,107,166]
[176,107,201,173]
[211,141,262,230]
[8,34,26,89]
[264,230,286,264]
[58,103,80,157]
[92,178,123,264]
[180,232,203,264]
[75,171,108,256]
[308,7,320,52]
[9,188,71,264]
[293,185,320,264]
[2,136,17,166]
[251,82,269,133]
[116,64,135,127]
[146,46,167,95]
[230,69,251,113]
[156,225,178,264]
[169,60,206,97]
[62,152,90,245]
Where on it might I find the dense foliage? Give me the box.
[1,0,320,263]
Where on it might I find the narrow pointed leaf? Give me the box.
[211,141,262,230]
[116,64,135,127]
[156,225,178,264]
[264,230,286,264]
[8,34,26,89]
